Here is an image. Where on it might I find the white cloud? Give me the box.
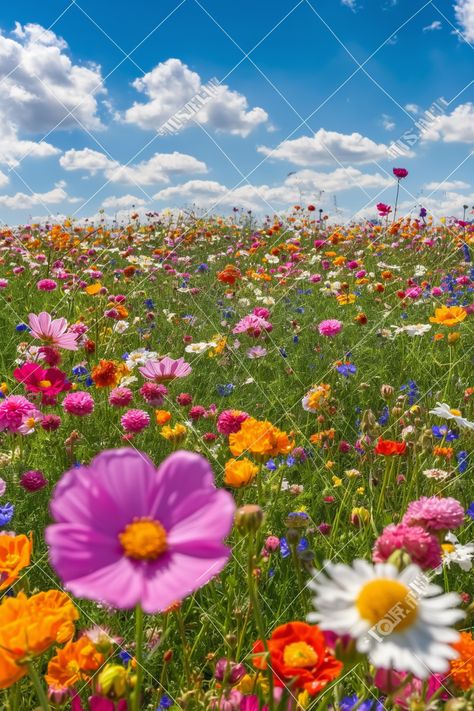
[60,148,207,185]
[102,194,147,209]
[341,0,357,9]
[257,128,400,166]
[405,103,420,114]
[422,102,474,143]
[454,0,474,41]
[0,186,70,210]
[123,58,268,137]
[382,114,395,131]
[0,22,105,133]
[0,120,59,169]
[423,180,470,191]
[423,20,442,31]
[153,167,394,212]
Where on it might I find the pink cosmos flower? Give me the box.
[318,319,343,337]
[403,496,465,531]
[62,392,95,416]
[217,409,249,435]
[372,523,442,570]
[121,409,150,433]
[139,356,192,383]
[0,395,41,434]
[46,448,236,612]
[28,312,79,351]
[232,314,272,338]
[376,203,392,217]
[13,363,71,404]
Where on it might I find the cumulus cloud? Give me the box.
[102,194,147,209]
[123,58,268,137]
[423,20,442,31]
[152,167,394,212]
[0,186,71,210]
[454,0,474,41]
[257,129,400,166]
[0,22,105,133]
[59,148,208,185]
[423,180,470,191]
[0,119,59,171]
[422,103,474,143]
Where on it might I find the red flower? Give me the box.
[375,437,406,456]
[393,168,408,179]
[252,622,342,696]
[13,363,71,404]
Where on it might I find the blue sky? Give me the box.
[0,0,474,222]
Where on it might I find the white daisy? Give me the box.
[429,402,474,430]
[308,559,463,678]
[441,532,474,572]
[184,341,217,355]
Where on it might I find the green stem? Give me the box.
[27,662,50,711]
[131,604,144,711]
[177,607,192,689]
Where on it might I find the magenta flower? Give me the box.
[46,448,236,612]
[121,409,150,433]
[393,168,408,179]
[0,395,41,434]
[232,314,272,337]
[62,391,95,416]
[20,470,48,492]
[376,203,392,217]
[28,312,79,351]
[139,382,168,406]
[109,387,133,408]
[318,319,343,337]
[372,523,442,570]
[139,356,192,383]
[217,409,249,435]
[13,363,71,404]
[37,279,57,291]
[402,496,465,531]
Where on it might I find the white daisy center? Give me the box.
[356,579,418,632]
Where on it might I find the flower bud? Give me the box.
[234,505,263,533]
[380,384,394,400]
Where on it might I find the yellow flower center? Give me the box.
[356,579,418,632]
[442,543,455,554]
[283,641,318,668]
[449,409,462,417]
[38,380,52,388]
[119,518,167,561]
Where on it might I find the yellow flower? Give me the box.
[336,293,356,305]
[332,476,342,487]
[429,305,467,327]
[224,458,259,488]
[160,423,187,444]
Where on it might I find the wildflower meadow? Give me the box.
[0,196,473,711]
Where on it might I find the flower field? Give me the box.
[0,207,473,711]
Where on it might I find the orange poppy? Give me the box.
[217,265,241,285]
[252,622,342,696]
[45,636,105,690]
[229,418,294,460]
[375,438,406,456]
[450,631,474,690]
[224,458,259,488]
[430,305,467,327]
[0,532,32,590]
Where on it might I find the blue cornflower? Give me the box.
[0,503,14,526]
[72,365,89,377]
[336,363,357,378]
[217,383,234,396]
[118,650,133,664]
[466,502,474,520]
[432,425,458,441]
[196,263,209,272]
[266,459,278,471]
[378,406,389,426]
[340,695,384,711]
[15,323,28,332]
[457,450,469,474]
[462,243,472,262]
[280,537,308,559]
[144,299,155,309]
[157,694,173,710]
[293,335,299,344]
[279,347,287,358]
[286,455,296,467]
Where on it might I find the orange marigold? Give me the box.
[91,360,120,388]
[0,532,32,590]
[450,631,474,690]
[229,417,294,460]
[45,636,105,690]
[224,458,259,488]
[0,590,78,689]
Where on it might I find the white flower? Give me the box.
[442,533,474,572]
[403,324,432,337]
[184,341,217,354]
[429,402,474,430]
[308,559,463,678]
[119,376,138,387]
[113,321,129,333]
[125,349,158,369]
[423,468,451,481]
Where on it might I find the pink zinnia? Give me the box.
[318,319,343,337]
[29,312,79,351]
[217,409,249,435]
[37,279,57,291]
[139,356,192,383]
[0,395,41,434]
[372,523,442,570]
[109,387,133,408]
[46,448,236,612]
[121,409,150,433]
[403,496,465,531]
[393,167,409,179]
[62,392,95,416]
[139,382,168,407]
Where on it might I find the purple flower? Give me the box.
[20,470,48,492]
[46,448,236,613]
